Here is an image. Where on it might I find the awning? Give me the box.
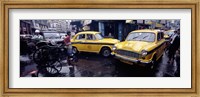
[156,23,163,28]
[125,20,137,24]
[82,26,90,31]
[83,20,92,26]
[146,21,163,27]
[126,20,133,23]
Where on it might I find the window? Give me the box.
[157,33,160,41]
[76,34,85,40]
[126,32,155,42]
[160,32,164,39]
[157,32,164,41]
[95,33,103,40]
[43,32,60,39]
[86,34,96,40]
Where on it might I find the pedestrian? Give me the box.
[64,31,73,67]
[167,29,180,64]
[20,36,28,55]
[175,48,180,76]
[32,30,43,40]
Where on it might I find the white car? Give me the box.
[36,31,64,48]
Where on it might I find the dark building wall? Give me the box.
[100,20,125,41]
[20,20,32,34]
[123,24,138,40]
[80,20,152,41]
[89,21,99,31]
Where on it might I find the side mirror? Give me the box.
[164,34,169,39]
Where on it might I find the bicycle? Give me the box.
[33,43,67,77]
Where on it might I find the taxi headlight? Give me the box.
[141,50,148,57]
[112,45,117,51]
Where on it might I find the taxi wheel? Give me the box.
[149,57,157,70]
[101,48,111,57]
[158,54,163,62]
[72,47,78,54]
[150,61,155,69]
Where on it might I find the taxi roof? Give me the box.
[131,29,160,33]
[165,29,175,32]
[77,31,100,34]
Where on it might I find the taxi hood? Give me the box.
[115,41,154,52]
[99,38,120,44]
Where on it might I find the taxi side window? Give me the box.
[160,32,164,39]
[157,32,161,41]
[76,34,85,40]
[157,32,164,41]
[86,34,96,40]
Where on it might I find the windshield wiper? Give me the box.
[126,36,139,41]
[142,35,149,39]
[132,36,139,39]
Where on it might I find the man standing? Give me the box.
[64,31,71,46]
[32,30,43,40]
[29,30,44,53]
[168,29,180,64]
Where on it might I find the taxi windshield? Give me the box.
[126,32,155,42]
[43,33,60,39]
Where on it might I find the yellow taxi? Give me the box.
[71,31,120,57]
[112,29,167,69]
[164,34,170,40]
[164,29,175,40]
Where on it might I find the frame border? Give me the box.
[0,0,199,97]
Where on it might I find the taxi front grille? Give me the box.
[115,49,140,58]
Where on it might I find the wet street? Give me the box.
[20,51,179,77]
[20,53,180,77]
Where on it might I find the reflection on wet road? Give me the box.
[21,52,179,77]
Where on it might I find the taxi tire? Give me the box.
[158,54,163,62]
[72,47,79,54]
[148,56,157,70]
[101,47,111,57]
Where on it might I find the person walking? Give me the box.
[175,48,180,76]
[167,29,180,64]
[64,31,73,67]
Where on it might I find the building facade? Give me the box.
[20,20,32,35]
[47,20,70,32]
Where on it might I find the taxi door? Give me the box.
[156,32,166,60]
[85,34,99,52]
[73,34,86,51]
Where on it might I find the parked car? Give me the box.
[36,31,64,48]
[112,29,167,69]
[59,32,66,39]
[163,30,175,54]
[71,31,120,57]
[164,29,175,41]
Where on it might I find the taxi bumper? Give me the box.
[113,53,152,66]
